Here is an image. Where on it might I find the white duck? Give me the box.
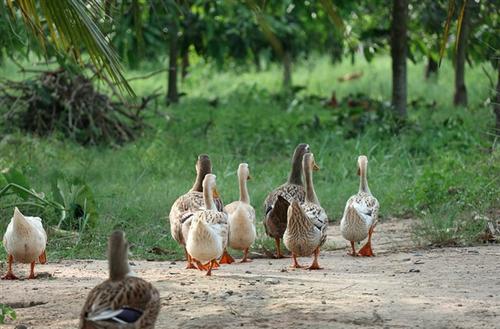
[2,207,47,280]
[224,163,256,262]
[169,154,224,269]
[186,174,229,276]
[340,155,380,256]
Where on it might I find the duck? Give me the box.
[340,155,379,257]
[169,154,224,269]
[264,143,310,258]
[224,163,256,262]
[2,207,47,280]
[79,230,160,329]
[186,174,229,275]
[283,153,328,269]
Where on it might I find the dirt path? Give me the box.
[1,219,499,329]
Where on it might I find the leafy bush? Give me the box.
[0,304,16,324]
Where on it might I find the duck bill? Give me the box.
[247,174,251,180]
[313,162,320,171]
[212,188,220,199]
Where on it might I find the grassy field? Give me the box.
[0,56,498,261]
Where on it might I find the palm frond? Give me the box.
[455,0,467,52]
[438,0,455,67]
[6,0,133,95]
[319,0,345,33]
[245,0,284,57]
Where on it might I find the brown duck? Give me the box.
[79,230,160,329]
[263,143,310,258]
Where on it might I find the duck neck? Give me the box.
[192,168,210,192]
[239,174,250,204]
[304,164,319,205]
[203,187,217,210]
[359,165,371,194]
[288,154,303,186]
[109,249,130,281]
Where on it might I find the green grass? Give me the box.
[0,55,498,261]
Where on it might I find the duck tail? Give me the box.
[287,200,303,222]
[12,207,29,231]
[229,204,246,223]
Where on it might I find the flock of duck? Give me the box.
[1,143,379,328]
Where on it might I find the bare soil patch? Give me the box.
[1,219,499,328]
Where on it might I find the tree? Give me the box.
[167,18,180,104]
[496,66,500,132]
[453,0,471,106]
[391,0,408,119]
[412,1,448,79]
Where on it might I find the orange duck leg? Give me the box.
[358,225,375,257]
[307,248,323,270]
[1,255,18,280]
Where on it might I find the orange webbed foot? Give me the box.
[219,250,235,264]
[358,224,376,257]
[358,241,374,257]
[307,262,323,270]
[194,260,209,271]
[1,272,19,280]
[186,253,198,269]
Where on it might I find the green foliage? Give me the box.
[0,164,97,233]
[414,207,486,246]
[1,168,32,199]
[2,0,133,94]
[0,55,497,260]
[51,175,98,231]
[0,168,62,211]
[0,304,16,324]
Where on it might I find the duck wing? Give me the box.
[264,195,290,237]
[80,277,160,329]
[351,195,379,228]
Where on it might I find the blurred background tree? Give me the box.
[0,0,498,128]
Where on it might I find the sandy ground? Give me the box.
[1,219,499,329]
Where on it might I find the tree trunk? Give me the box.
[425,56,438,79]
[390,0,408,119]
[453,2,470,107]
[253,53,261,72]
[495,65,500,132]
[283,51,292,90]
[181,51,189,80]
[167,26,179,104]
